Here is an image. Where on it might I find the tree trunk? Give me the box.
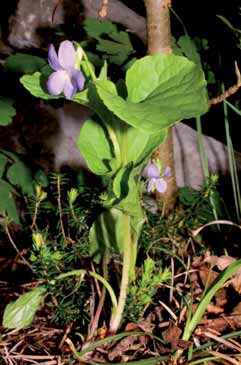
[144,0,178,213]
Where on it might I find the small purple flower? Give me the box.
[144,163,171,194]
[47,40,85,100]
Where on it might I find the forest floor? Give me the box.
[1,182,241,365]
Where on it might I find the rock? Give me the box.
[173,122,241,189]
[8,0,65,49]
[7,0,146,49]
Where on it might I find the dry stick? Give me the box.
[203,331,241,353]
[209,62,241,105]
[31,199,40,229]
[52,0,62,23]
[88,257,108,340]
[206,350,241,365]
[5,224,31,268]
[99,0,109,18]
[57,174,66,240]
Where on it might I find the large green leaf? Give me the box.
[7,159,34,196]
[5,53,46,73]
[0,180,19,223]
[0,97,16,126]
[20,72,88,104]
[126,127,167,166]
[77,117,118,175]
[89,208,125,262]
[95,54,209,134]
[3,286,46,329]
[113,164,133,199]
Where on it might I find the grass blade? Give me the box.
[182,259,241,341]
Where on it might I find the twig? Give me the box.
[58,323,73,349]
[5,224,31,268]
[52,0,62,23]
[31,200,40,229]
[57,174,66,240]
[209,62,241,105]
[99,0,109,18]
[88,257,109,340]
[204,331,241,352]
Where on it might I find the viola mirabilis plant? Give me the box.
[3,39,209,334]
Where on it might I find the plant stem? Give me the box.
[109,214,132,334]
[55,269,118,310]
[31,200,40,229]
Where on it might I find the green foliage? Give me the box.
[179,176,225,227]
[183,259,241,341]
[5,53,46,73]
[217,13,241,49]
[77,116,118,175]
[18,39,210,333]
[125,258,170,322]
[26,173,101,325]
[83,18,135,66]
[95,54,208,134]
[3,286,46,329]
[7,159,35,196]
[0,151,35,223]
[172,35,201,65]
[89,208,126,262]
[21,71,89,104]
[0,97,16,125]
[0,180,19,224]
[172,35,216,84]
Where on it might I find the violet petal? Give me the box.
[58,40,76,70]
[146,163,160,178]
[63,76,76,100]
[71,69,85,91]
[46,70,67,95]
[155,178,167,193]
[164,166,171,178]
[48,44,61,71]
[147,178,156,193]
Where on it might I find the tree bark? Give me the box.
[144,0,178,213]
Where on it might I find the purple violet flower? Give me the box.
[144,163,171,194]
[47,40,85,100]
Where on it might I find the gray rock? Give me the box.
[8,0,146,49]
[8,0,64,48]
[173,122,241,189]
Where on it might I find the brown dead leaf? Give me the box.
[206,303,224,314]
[215,256,236,270]
[108,321,154,362]
[215,288,228,308]
[162,321,182,348]
[199,266,218,287]
[228,270,241,293]
[231,301,241,315]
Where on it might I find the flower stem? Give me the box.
[109,214,132,334]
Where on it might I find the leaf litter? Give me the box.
[1,223,241,364]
